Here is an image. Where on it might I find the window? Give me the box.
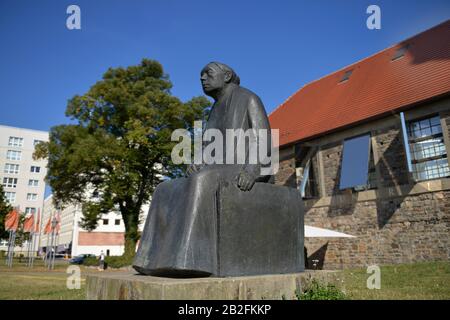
[8,137,23,147]
[115,219,121,225]
[6,150,21,161]
[367,146,377,189]
[103,219,109,225]
[30,166,41,173]
[2,178,18,188]
[392,44,409,61]
[296,146,319,199]
[25,207,36,214]
[4,192,16,204]
[33,139,44,146]
[339,134,372,190]
[339,69,353,83]
[27,193,38,201]
[28,179,39,187]
[406,115,449,181]
[4,164,19,174]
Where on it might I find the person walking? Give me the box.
[98,251,105,271]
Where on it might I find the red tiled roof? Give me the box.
[269,20,450,146]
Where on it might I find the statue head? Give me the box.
[200,62,240,100]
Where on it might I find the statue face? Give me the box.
[200,65,227,96]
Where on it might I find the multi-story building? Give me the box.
[0,125,48,252]
[39,194,149,257]
[270,20,450,269]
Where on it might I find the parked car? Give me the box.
[69,254,96,264]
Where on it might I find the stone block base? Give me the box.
[86,271,338,300]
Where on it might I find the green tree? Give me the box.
[0,184,13,240]
[34,59,210,258]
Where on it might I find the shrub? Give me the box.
[83,256,99,266]
[105,255,133,269]
[0,250,5,258]
[296,279,347,300]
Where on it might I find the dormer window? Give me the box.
[339,70,353,83]
[392,44,409,61]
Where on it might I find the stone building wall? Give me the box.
[274,103,450,269]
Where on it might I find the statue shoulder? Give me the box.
[234,86,264,106]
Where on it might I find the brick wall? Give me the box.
[374,126,410,188]
[78,232,125,246]
[274,110,450,269]
[304,191,450,269]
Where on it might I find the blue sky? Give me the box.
[0,0,449,133]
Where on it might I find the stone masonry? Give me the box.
[274,105,450,269]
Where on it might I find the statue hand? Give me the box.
[186,164,202,177]
[236,170,256,191]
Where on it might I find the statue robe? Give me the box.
[133,85,272,276]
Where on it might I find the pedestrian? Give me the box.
[98,250,105,271]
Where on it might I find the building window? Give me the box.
[2,177,18,188]
[8,137,24,147]
[4,164,19,174]
[407,115,450,181]
[392,44,409,61]
[27,193,38,201]
[25,207,37,214]
[4,192,16,204]
[339,69,353,83]
[28,179,39,187]
[103,219,109,225]
[33,139,44,146]
[30,166,41,173]
[339,134,374,190]
[295,146,319,199]
[6,150,21,161]
[367,146,377,189]
[114,219,121,225]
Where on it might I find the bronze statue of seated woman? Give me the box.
[133,62,304,277]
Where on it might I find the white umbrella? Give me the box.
[304,225,356,238]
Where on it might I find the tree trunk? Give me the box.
[121,206,140,259]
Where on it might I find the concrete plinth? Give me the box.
[86,271,338,300]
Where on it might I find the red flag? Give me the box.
[23,214,34,233]
[34,209,41,233]
[43,216,52,235]
[5,209,20,231]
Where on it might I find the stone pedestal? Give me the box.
[86,271,338,300]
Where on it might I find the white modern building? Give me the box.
[39,194,149,257]
[0,125,48,253]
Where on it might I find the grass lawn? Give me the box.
[0,260,449,299]
[0,259,89,300]
[337,261,450,300]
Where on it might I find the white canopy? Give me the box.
[305,225,356,238]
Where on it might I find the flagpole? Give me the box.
[34,204,44,267]
[5,230,12,265]
[48,229,53,270]
[29,209,38,267]
[8,231,16,268]
[52,228,56,270]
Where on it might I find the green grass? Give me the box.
[0,260,88,300]
[0,260,449,300]
[337,261,450,300]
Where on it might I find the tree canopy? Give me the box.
[34,59,210,257]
